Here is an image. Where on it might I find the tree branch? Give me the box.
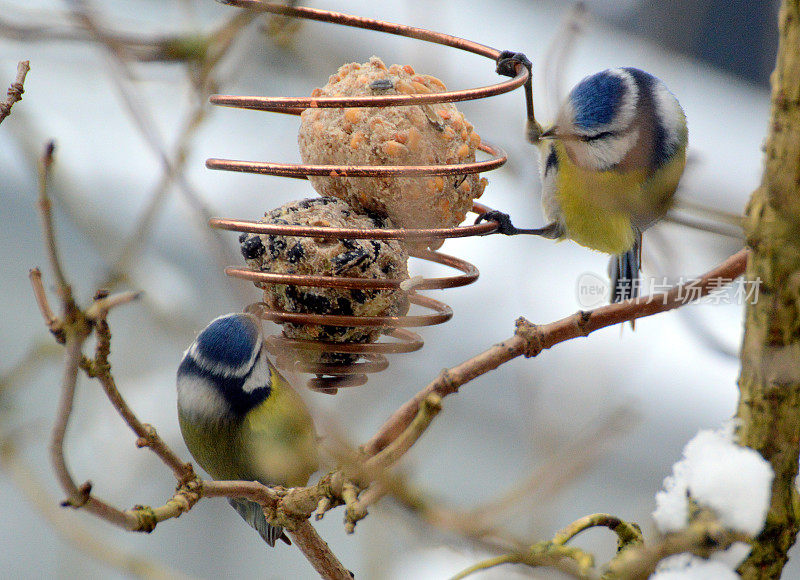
[606,511,751,579]
[0,435,194,580]
[365,249,749,455]
[88,317,195,483]
[552,513,643,549]
[36,141,70,295]
[0,60,29,125]
[287,521,353,580]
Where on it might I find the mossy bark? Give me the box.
[736,2,800,578]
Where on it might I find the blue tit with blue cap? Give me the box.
[482,65,687,302]
[176,312,318,546]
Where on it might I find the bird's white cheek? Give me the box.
[569,129,639,171]
[652,84,686,149]
[241,353,271,394]
[177,376,230,421]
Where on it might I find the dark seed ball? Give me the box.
[239,197,410,365]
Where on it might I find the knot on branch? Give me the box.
[49,325,67,344]
[135,424,159,449]
[575,311,593,336]
[167,478,202,517]
[7,81,25,101]
[272,488,310,532]
[437,368,459,395]
[177,465,199,488]
[515,317,544,357]
[132,504,158,533]
[61,480,92,508]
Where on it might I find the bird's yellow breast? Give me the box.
[243,378,318,488]
[550,140,686,256]
[553,141,641,255]
[178,371,317,488]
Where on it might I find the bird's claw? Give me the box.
[475,210,521,235]
[496,50,532,78]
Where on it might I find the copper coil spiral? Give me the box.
[208,0,531,393]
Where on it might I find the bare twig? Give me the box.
[49,331,89,506]
[364,249,749,456]
[450,543,598,580]
[50,328,139,528]
[552,513,643,548]
[32,140,194,529]
[36,141,70,294]
[364,394,442,473]
[89,317,195,482]
[0,435,194,580]
[28,268,60,335]
[29,136,348,579]
[452,510,749,580]
[66,2,249,301]
[606,511,751,579]
[0,60,29,125]
[287,520,353,580]
[85,291,142,320]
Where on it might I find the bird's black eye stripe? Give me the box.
[581,130,615,142]
[544,148,558,174]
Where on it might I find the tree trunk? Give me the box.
[736,1,800,578]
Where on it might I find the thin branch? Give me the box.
[606,511,751,580]
[450,543,597,580]
[29,267,60,335]
[89,317,195,482]
[0,435,195,580]
[32,139,195,530]
[364,249,749,456]
[364,393,442,473]
[287,520,353,580]
[85,290,142,320]
[36,141,70,294]
[0,59,29,124]
[552,513,643,549]
[50,326,137,529]
[49,331,87,505]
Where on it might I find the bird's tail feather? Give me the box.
[609,231,642,303]
[228,498,290,547]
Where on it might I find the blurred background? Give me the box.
[0,0,784,578]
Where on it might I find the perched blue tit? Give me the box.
[176,313,318,546]
[483,66,688,302]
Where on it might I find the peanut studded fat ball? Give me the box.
[298,56,488,235]
[239,197,409,364]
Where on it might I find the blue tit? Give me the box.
[483,67,687,302]
[176,313,318,546]
[538,67,687,301]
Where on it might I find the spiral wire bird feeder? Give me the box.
[208,0,531,393]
